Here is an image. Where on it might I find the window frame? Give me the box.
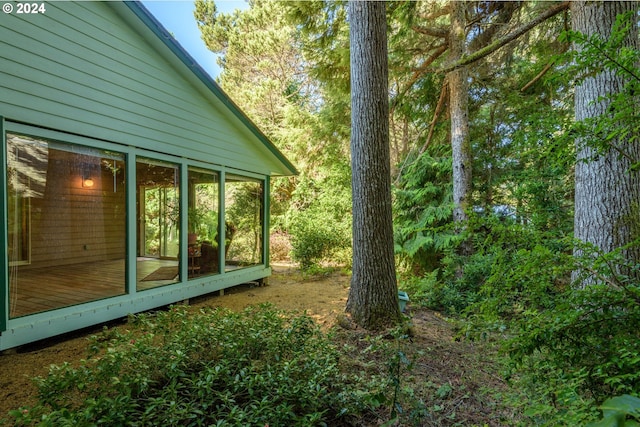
[1,120,271,330]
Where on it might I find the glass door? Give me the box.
[136,158,180,289]
[141,186,179,259]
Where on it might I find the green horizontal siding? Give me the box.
[0,1,292,176]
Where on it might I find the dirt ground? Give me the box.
[0,264,513,425]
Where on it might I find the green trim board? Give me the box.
[126,149,136,296]
[219,170,227,273]
[0,116,6,332]
[264,175,271,269]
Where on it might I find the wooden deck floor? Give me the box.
[8,258,178,318]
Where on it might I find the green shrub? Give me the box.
[438,251,494,314]
[399,212,532,314]
[393,152,456,275]
[467,242,640,425]
[285,172,352,271]
[287,202,351,271]
[399,251,492,314]
[10,305,382,426]
[289,213,344,270]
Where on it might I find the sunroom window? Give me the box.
[187,167,220,278]
[224,174,264,269]
[6,133,126,318]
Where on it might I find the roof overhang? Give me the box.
[110,1,298,177]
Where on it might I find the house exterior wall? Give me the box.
[0,2,294,349]
[0,1,289,176]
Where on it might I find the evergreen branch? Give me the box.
[412,25,448,39]
[520,61,555,92]
[418,4,451,21]
[411,42,449,77]
[392,43,447,107]
[419,79,449,156]
[439,1,570,74]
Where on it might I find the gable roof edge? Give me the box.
[123,1,298,176]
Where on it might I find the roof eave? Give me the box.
[123,1,298,177]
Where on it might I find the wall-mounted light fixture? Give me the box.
[82,175,95,188]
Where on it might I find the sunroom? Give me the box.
[0,1,296,350]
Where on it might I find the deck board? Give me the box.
[8,258,178,318]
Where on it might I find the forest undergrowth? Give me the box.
[3,255,639,426]
[1,266,517,427]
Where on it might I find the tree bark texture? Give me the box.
[572,1,640,279]
[449,1,472,228]
[346,0,400,329]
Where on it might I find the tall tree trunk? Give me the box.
[572,1,640,283]
[449,1,473,255]
[346,0,400,329]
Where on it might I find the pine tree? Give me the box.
[346,0,400,329]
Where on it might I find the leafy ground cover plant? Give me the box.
[10,304,384,426]
[588,395,640,427]
[466,241,640,426]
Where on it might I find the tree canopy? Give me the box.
[195,1,640,424]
